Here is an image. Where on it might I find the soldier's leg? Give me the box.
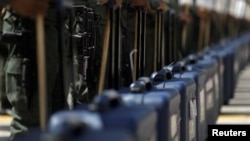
[87,4,107,100]
[0,43,10,113]
[5,28,39,141]
[0,6,12,114]
[5,8,65,140]
[45,9,71,114]
[144,11,155,77]
[120,6,135,86]
[6,58,40,139]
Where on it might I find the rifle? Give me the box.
[71,5,101,101]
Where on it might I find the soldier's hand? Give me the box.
[10,0,49,19]
[99,0,109,5]
[115,0,122,8]
[197,7,207,20]
[180,12,191,24]
[130,0,151,11]
[98,0,122,8]
[156,1,167,12]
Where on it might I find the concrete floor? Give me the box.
[216,66,250,124]
[0,115,11,141]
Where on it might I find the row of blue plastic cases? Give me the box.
[14,32,250,141]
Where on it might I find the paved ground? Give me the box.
[1,65,250,141]
[0,115,11,141]
[216,66,250,124]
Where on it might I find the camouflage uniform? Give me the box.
[2,1,74,139]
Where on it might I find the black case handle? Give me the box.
[92,90,123,112]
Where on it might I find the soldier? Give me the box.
[178,0,193,57]
[87,0,150,87]
[229,0,247,36]
[242,1,250,32]
[119,0,150,85]
[144,0,167,76]
[185,0,209,52]
[66,0,152,103]
[1,0,75,140]
[209,0,227,45]
[71,0,122,102]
